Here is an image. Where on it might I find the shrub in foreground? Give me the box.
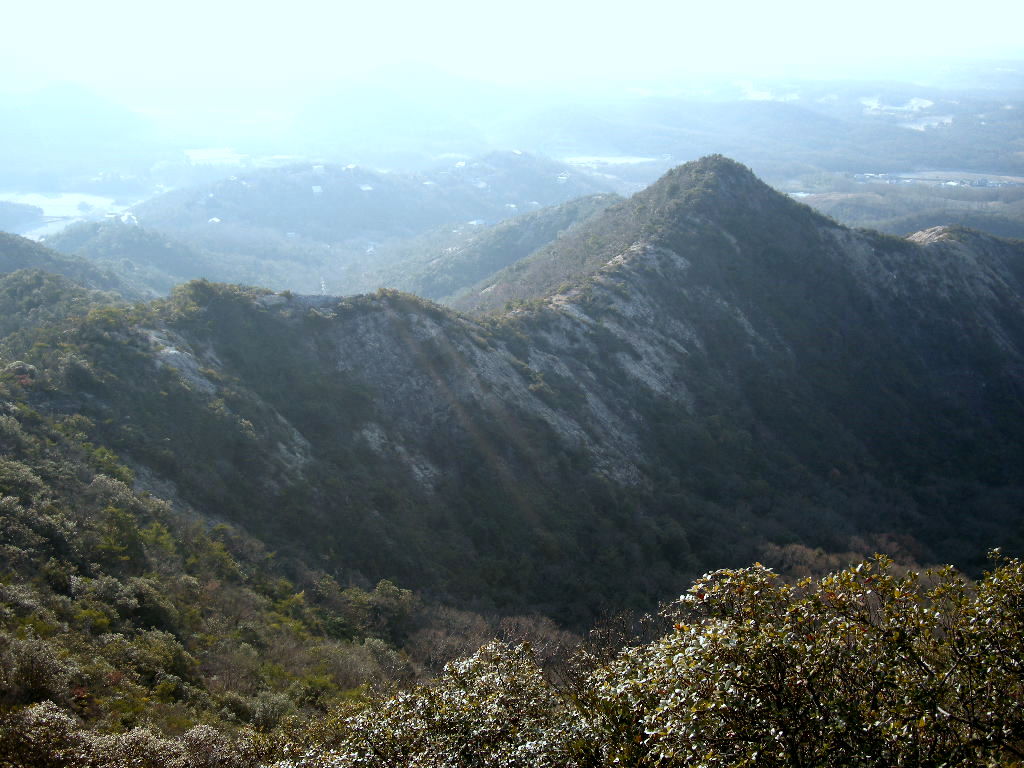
[4,555,1023,766]
[294,554,1024,767]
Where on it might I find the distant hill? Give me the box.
[48,158,620,297]
[0,201,44,233]
[133,151,619,250]
[45,217,348,296]
[287,68,1023,184]
[798,183,1024,240]
[46,189,620,299]
[376,193,620,301]
[0,231,136,297]
[508,81,1024,181]
[45,219,227,296]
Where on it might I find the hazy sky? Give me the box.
[4,0,1023,103]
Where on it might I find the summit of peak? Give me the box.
[641,155,775,209]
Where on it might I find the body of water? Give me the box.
[0,191,135,239]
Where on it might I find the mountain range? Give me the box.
[2,154,1023,748]
[4,156,1022,620]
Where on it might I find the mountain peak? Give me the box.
[450,156,830,313]
[666,153,757,182]
[636,155,794,220]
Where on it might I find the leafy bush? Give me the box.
[290,641,578,768]
[291,556,1024,768]
[595,555,1022,766]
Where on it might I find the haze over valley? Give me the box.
[1,1,1024,765]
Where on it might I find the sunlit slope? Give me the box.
[4,157,1023,622]
[379,193,620,301]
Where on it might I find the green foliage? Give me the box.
[0,364,443,745]
[287,557,1024,768]
[0,233,131,298]
[592,555,1024,766]
[289,641,581,768]
[95,506,145,569]
[0,701,275,768]
[0,268,122,345]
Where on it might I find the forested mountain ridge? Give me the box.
[0,231,136,298]
[454,152,1022,313]
[374,193,620,301]
[2,155,1024,762]
[4,157,1022,622]
[42,220,211,297]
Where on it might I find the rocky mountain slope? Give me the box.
[4,157,1022,626]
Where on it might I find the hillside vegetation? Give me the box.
[0,156,1022,764]
[0,232,134,298]
[3,556,1023,767]
[280,555,1024,768]
[4,157,1023,611]
[376,193,619,301]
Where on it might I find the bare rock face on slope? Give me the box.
[8,157,1024,621]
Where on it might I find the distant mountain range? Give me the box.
[44,152,620,297]
[4,65,1021,198]
[131,151,619,244]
